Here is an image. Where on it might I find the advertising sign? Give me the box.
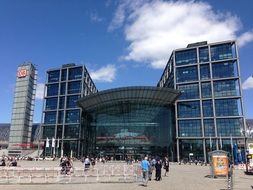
[17,68,27,78]
[212,155,229,176]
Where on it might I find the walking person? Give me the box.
[155,159,162,181]
[141,156,150,187]
[163,157,169,176]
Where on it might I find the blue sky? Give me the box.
[0,0,253,123]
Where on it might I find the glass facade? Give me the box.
[42,64,97,157]
[158,41,245,162]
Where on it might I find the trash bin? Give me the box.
[208,150,229,177]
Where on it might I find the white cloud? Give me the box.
[35,83,45,100]
[242,76,253,90]
[90,12,104,23]
[90,64,116,82]
[237,30,253,47]
[110,0,253,69]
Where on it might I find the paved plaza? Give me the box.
[0,160,252,190]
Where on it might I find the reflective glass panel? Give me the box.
[59,97,65,109]
[204,119,215,136]
[68,67,82,80]
[44,111,57,124]
[60,83,66,95]
[65,109,80,123]
[64,124,80,138]
[67,95,80,108]
[202,100,213,117]
[43,126,55,139]
[48,70,60,83]
[45,97,58,110]
[175,49,197,66]
[199,47,209,63]
[178,120,202,137]
[200,64,210,80]
[210,43,236,61]
[178,83,199,100]
[47,84,58,96]
[58,111,64,124]
[214,79,239,97]
[61,69,67,81]
[68,81,81,94]
[216,118,242,136]
[201,82,212,98]
[177,101,200,118]
[176,66,198,83]
[179,140,204,161]
[212,61,238,79]
[215,98,240,116]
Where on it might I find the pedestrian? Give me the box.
[83,156,90,171]
[155,159,162,181]
[163,157,169,176]
[141,156,150,187]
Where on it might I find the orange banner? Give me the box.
[212,155,228,176]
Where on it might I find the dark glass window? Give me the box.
[201,82,212,98]
[45,98,58,110]
[176,66,198,83]
[65,110,80,123]
[43,126,55,139]
[204,119,215,136]
[178,120,202,137]
[202,100,213,117]
[48,70,60,83]
[59,97,65,109]
[213,79,239,97]
[57,125,63,138]
[47,84,58,96]
[199,47,209,63]
[68,67,82,80]
[200,64,210,80]
[215,98,240,116]
[179,140,203,160]
[178,101,200,118]
[67,95,80,108]
[216,118,242,136]
[64,124,80,138]
[60,83,66,95]
[210,43,236,61]
[212,61,238,79]
[58,111,64,124]
[61,69,67,81]
[178,83,199,100]
[44,111,57,124]
[68,81,81,94]
[175,49,197,66]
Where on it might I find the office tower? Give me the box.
[41,64,97,157]
[8,63,37,156]
[158,41,246,162]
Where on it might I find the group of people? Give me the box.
[141,156,169,186]
[0,156,17,167]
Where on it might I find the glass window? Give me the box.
[61,69,67,81]
[58,111,64,124]
[68,81,81,94]
[175,49,197,66]
[210,43,236,61]
[202,100,213,117]
[176,66,198,83]
[213,79,239,97]
[66,95,80,108]
[178,83,199,100]
[48,70,60,83]
[200,64,210,80]
[179,140,203,160]
[68,67,82,80]
[178,101,200,118]
[59,97,65,109]
[216,118,242,136]
[46,84,58,96]
[212,61,238,79]
[201,82,212,98]
[56,125,63,138]
[215,98,241,116]
[60,83,66,95]
[65,109,80,123]
[204,119,215,136]
[199,47,209,63]
[42,126,55,139]
[45,97,58,110]
[178,120,202,137]
[44,111,57,124]
[64,124,80,138]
